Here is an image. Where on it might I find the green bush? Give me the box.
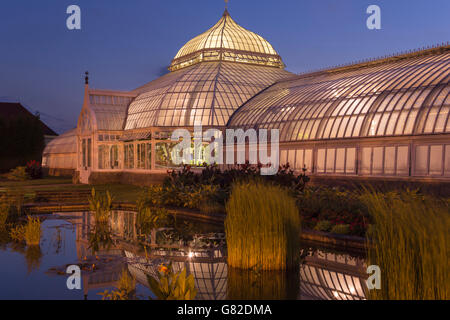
[297,187,370,236]
[363,191,449,300]
[313,220,332,232]
[7,166,29,181]
[330,224,350,235]
[225,181,301,270]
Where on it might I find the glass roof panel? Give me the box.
[228,50,450,141]
[169,10,284,71]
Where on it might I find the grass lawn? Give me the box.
[0,176,72,188]
[0,177,144,203]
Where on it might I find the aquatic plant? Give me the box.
[362,191,449,300]
[225,181,301,270]
[10,224,25,242]
[136,206,171,235]
[88,222,114,253]
[24,216,41,246]
[99,268,136,300]
[9,216,41,246]
[147,264,197,300]
[88,188,113,224]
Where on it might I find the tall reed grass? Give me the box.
[89,188,112,224]
[363,191,449,300]
[9,216,41,246]
[225,181,301,270]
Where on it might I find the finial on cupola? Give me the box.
[85,71,89,85]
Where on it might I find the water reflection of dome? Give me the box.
[71,211,367,300]
[125,251,228,300]
[299,251,367,300]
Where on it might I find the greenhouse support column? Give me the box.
[151,129,156,170]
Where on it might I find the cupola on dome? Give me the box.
[169,9,285,71]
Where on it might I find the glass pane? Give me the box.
[295,149,304,170]
[317,149,326,173]
[346,148,356,174]
[304,149,312,173]
[429,145,443,175]
[415,145,428,175]
[372,147,383,175]
[397,146,409,176]
[384,146,396,175]
[288,149,296,168]
[280,150,288,166]
[445,145,450,175]
[361,147,372,175]
[335,148,345,173]
[326,148,335,173]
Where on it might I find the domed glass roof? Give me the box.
[169,9,284,71]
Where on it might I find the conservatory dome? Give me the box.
[169,9,285,71]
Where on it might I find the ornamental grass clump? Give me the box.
[10,216,41,246]
[225,181,301,271]
[362,191,449,300]
[89,188,113,224]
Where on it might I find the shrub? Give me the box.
[362,191,449,300]
[225,181,301,270]
[7,166,29,181]
[313,220,332,232]
[25,160,42,179]
[297,187,370,236]
[330,224,350,235]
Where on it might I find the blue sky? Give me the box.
[0,0,449,133]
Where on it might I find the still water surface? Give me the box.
[0,212,367,300]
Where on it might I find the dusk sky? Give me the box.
[0,0,449,134]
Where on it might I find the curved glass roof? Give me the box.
[169,10,284,71]
[43,129,77,155]
[126,61,292,128]
[228,50,450,142]
[88,93,134,131]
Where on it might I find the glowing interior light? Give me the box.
[188,251,194,258]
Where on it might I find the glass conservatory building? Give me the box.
[42,9,450,184]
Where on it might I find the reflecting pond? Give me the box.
[0,211,368,300]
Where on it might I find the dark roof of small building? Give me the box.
[0,102,58,136]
